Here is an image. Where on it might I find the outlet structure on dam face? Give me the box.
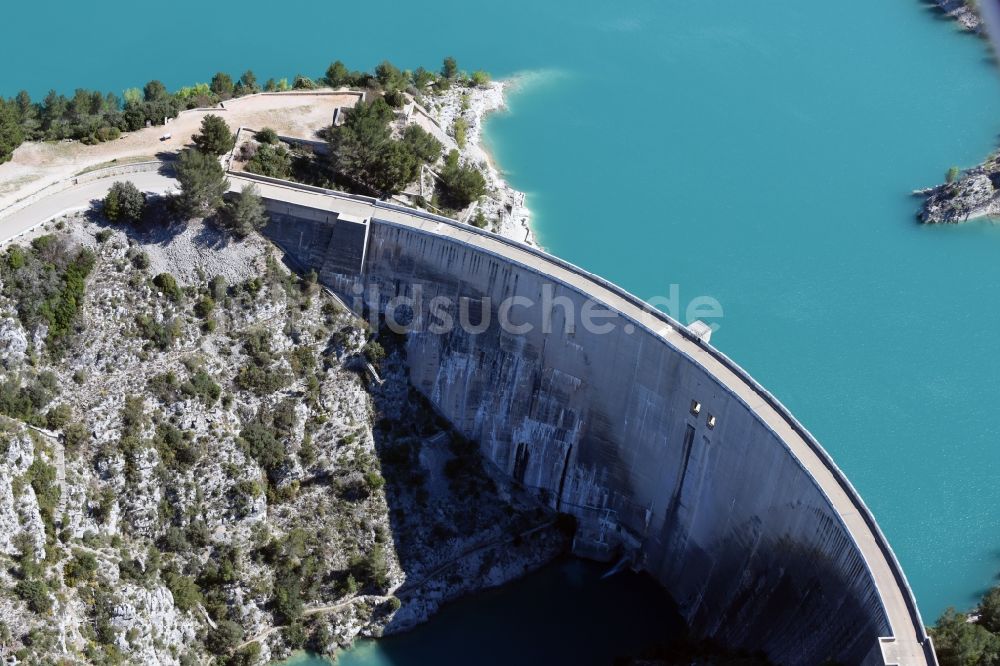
[233,173,936,665]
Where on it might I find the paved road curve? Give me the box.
[0,171,180,245]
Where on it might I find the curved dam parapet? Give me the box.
[242,173,935,666]
[0,167,936,665]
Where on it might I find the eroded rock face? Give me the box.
[0,426,45,559]
[111,585,198,664]
[0,319,28,368]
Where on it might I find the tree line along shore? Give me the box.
[0,56,489,165]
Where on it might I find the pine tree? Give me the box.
[175,149,230,218]
[192,115,235,156]
[223,184,268,238]
[0,100,25,164]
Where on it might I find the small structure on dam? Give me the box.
[246,174,936,666]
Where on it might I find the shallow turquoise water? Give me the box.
[4,0,1000,626]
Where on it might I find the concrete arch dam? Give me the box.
[246,175,934,666]
[0,166,930,665]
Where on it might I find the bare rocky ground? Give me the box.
[0,206,565,665]
[931,0,983,32]
[917,158,1000,223]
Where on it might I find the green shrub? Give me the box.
[94,126,120,143]
[364,471,385,491]
[438,150,486,209]
[135,314,182,350]
[292,75,317,90]
[0,100,24,165]
[401,125,442,164]
[256,127,278,144]
[103,181,146,223]
[239,424,287,480]
[223,184,269,238]
[273,568,304,623]
[152,273,182,302]
[64,550,98,587]
[153,424,197,468]
[194,296,215,318]
[471,209,488,229]
[210,73,235,100]
[175,148,230,217]
[15,579,52,614]
[0,238,96,349]
[63,422,89,453]
[164,572,202,611]
[26,458,59,535]
[289,346,316,376]
[45,403,71,429]
[235,364,290,396]
[363,341,386,366]
[209,275,228,300]
[206,620,244,655]
[183,368,221,405]
[283,623,307,648]
[246,143,291,179]
[452,118,468,149]
[383,90,406,108]
[350,544,389,592]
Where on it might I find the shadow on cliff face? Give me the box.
[364,325,572,632]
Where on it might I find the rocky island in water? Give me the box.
[916,0,1000,224]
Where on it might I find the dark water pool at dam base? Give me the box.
[288,559,688,666]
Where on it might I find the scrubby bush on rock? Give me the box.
[103,181,146,223]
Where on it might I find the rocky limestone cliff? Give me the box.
[0,208,566,665]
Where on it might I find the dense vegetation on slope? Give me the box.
[931,586,1000,665]
[326,97,442,196]
[0,234,95,352]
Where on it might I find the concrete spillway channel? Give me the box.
[0,164,936,665]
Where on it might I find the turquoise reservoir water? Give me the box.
[4,0,1000,628]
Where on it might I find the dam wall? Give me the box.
[257,189,932,665]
